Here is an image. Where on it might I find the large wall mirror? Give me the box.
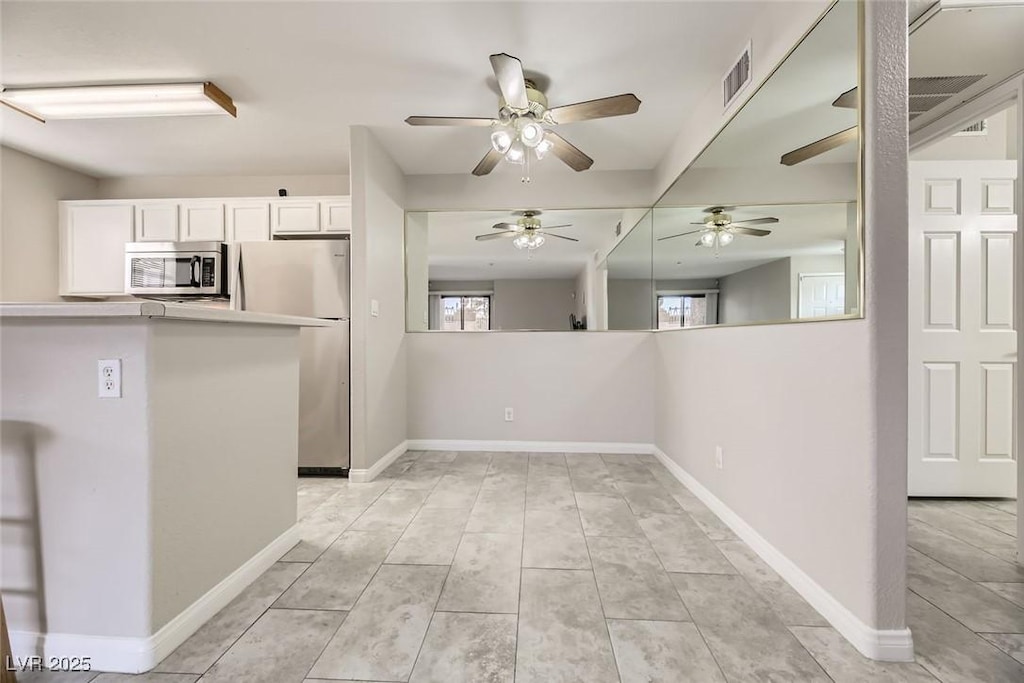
[653,0,861,329]
[405,0,860,332]
[405,208,649,331]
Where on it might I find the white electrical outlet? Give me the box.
[504,407,514,422]
[98,359,122,398]
[715,445,724,470]
[370,299,380,317]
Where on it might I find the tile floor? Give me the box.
[16,451,1024,682]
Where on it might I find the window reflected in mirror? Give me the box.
[406,208,647,331]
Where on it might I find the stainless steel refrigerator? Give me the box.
[236,239,350,474]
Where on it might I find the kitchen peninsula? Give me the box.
[0,302,329,673]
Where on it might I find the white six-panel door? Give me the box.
[909,160,1018,497]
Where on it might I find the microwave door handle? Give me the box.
[190,255,201,287]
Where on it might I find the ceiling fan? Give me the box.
[405,53,641,180]
[780,87,858,166]
[474,210,578,251]
[658,206,778,251]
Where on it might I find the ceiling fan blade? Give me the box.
[730,226,772,237]
[492,222,518,230]
[547,94,641,124]
[490,53,529,110]
[780,126,858,166]
[657,229,704,242]
[832,87,858,109]
[542,232,579,242]
[405,116,495,127]
[472,149,503,176]
[546,131,594,172]
[730,217,778,226]
[475,231,518,241]
[538,224,572,229]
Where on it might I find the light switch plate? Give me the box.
[370,299,380,317]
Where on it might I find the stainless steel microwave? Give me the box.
[125,242,227,297]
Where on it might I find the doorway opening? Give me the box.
[906,94,1022,643]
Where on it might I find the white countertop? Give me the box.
[0,302,337,327]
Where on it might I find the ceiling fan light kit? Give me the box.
[405,53,641,180]
[659,206,778,256]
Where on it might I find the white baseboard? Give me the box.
[349,439,409,483]
[406,439,656,455]
[10,524,301,674]
[651,447,914,662]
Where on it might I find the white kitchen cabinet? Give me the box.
[60,203,135,296]
[270,199,320,234]
[225,201,271,295]
[321,198,352,233]
[181,202,226,241]
[134,202,178,241]
[225,201,271,242]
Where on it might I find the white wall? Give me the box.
[407,332,654,445]
[149,321,298,629]
[608,278,653,330]
[1,320,151,637]
[1,147,99,302]
[96,174,349,199]
[650,0,910,655]
[717,258,791,324]
[1,316,301,655]
[405,169,653,211]
[653,0,836,200]
[660,163,858,206]
[349,127,408,471]
[405,212,429,332]
[493,279,575,331]
[912,105,1017,161]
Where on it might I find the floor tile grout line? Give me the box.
[406,554,457,682]
[911,509,1018,556]
[908,540,1024,601]
[908,585,1024,649]
[513,465,528,683]
[180,559,314,677]
[914,497,1018,532]
[576,505,624,683]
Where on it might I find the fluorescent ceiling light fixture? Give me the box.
[0,82,237,122]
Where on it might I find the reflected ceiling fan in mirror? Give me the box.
[474,210,578,251]
[406,53,641,182]
[658,206,777,254]
[780,87,858,165]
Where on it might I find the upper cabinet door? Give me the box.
[321,198,352,233]
[61,203,135,295]
[135,203,179,241]
[270,199,320,234]
[226,201,271,242]
[181,202,226,242]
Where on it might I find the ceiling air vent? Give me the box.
[723,43,752,109]
[955,119,988,136]
[908,74,985,116]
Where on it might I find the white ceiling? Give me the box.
[422,208,626,280]
[1,0,769,178]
